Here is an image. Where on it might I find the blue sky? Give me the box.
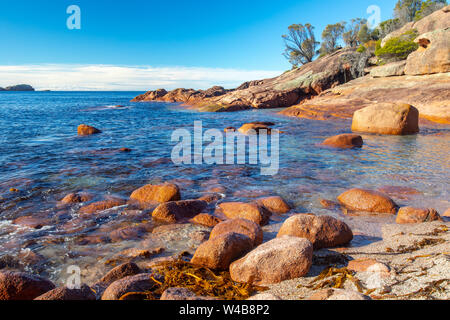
[0,0,398,90]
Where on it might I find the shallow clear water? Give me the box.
[0,91,449,284]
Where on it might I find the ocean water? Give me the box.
[0,91,449,284]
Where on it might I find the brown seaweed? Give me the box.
[119,259,268,300]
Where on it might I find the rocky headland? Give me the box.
[133,6,450,124]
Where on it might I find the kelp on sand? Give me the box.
[119,259,268,300]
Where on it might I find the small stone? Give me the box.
[347,258,390,274]
[152,200,208,223]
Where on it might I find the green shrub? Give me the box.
[356,44,366,53]
[375,30,419,61]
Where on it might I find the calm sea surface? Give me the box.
[0,91,449,284]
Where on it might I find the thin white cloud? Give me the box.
[0,64,281,91]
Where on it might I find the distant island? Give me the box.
[0,84,35,91]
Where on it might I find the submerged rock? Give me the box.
[337,188,398,214]
[191,232,253,271]
[13,216,50,229]
[152,200,207,223]
[60,192,93,204]
[79,198,127,215]
[77,124,101,136]
[277,214,353,249]
[0,271,55,300]
[351,103,419,135]
[321,134,363,149]
[229,236,313,285]
[130,183,181,204]
[238,123,272,135]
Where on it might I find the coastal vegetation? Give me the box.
[282,0,447,67]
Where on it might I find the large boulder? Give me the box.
[405,28,450,75]
[210,218,263,247]
[191,232,253,270]
[351,103,419,135]
[277,214,353,249]
[217,202,271,226]
[396,207,442,224]
[229,236,313,285]
[130,183,180,204]
[280,72,450,124]
[337,189,398,215]
[0,271,55,300]
[152,200,207,223]
[370,61,406,77]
